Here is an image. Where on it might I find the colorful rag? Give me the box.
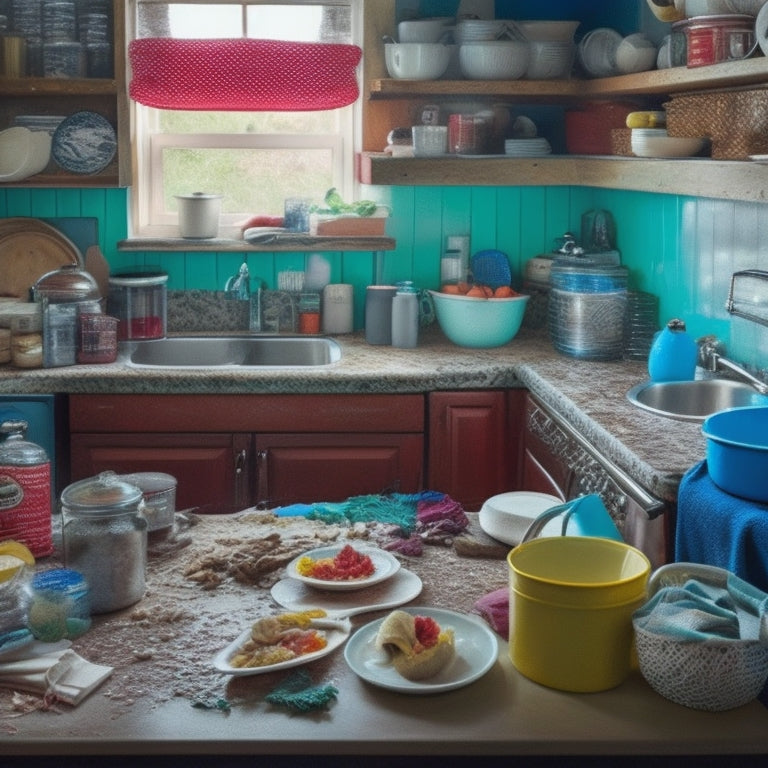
[307,490,448,535]
[265,669,338,712]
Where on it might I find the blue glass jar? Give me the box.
[27,568,91,642]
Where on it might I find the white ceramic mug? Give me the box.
[384,43,450,80]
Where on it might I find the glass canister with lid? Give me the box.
[548,247,628,361]
[60,472,147,614]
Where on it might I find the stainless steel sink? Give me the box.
[626,379,768,422]
[121,336,342,368]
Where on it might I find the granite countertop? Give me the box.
[0,326,706,504]
[4,511,768,760]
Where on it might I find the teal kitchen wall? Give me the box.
[3,183,758,359]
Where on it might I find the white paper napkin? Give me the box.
[0,642,113,706]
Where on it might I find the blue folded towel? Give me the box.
[676,460,768,593]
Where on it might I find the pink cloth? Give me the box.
[129,38,362,111]
[473,587,509,636]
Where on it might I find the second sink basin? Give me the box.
[627,379,768,422]
[122,336,342,368]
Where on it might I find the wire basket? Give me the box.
[665,89,768,160]
[633,562,768,711]
[634,624,768,711]
[610,128,633,157]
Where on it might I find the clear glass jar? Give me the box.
[61,472,147,614]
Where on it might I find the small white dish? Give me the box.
[212,619,350,676]
[478,491,563,545]
[286,545,401,592]
[272,568,423,618]
[344,607,498,694]
[749,154,768,164]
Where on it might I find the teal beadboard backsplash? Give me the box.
[3,185,767,372]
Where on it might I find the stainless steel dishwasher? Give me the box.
[525,395,670,569]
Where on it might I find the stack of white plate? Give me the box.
[631,128,706,158]
[454,19,507,43]
[504,138,552,156]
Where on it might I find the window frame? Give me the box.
[128,0,363,239]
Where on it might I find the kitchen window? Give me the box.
[129,0,361,238]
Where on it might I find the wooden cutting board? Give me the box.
[84,244,110,300]
[0,218,82,300]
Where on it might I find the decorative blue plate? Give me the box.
[52,111,116,175]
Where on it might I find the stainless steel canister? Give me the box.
[118,472,176,539]
[60,471,147,613]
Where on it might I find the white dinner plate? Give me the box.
[286,545,401,592]
[344,607,499,694]
[212,619,350,676]
[478,491,563,546]
[271,568,423,618]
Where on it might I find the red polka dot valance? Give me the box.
[129,38,362,111]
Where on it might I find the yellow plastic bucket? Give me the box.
[508,536,650,692]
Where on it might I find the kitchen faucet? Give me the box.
[696,335,768,395]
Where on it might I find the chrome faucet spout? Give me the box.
[696,335,768,395]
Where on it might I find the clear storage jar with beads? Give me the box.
[60,472,147,614]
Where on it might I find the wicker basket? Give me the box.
[633,562,768,711]
[610,128,634,157]
[665,89,768,160]
[634,623,768,711]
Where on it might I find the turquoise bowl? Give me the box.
[428,290,529,348]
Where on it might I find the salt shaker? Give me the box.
[391,282,419,349]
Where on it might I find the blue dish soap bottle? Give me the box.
[648,318,698,381]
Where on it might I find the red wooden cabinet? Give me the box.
[427,389,525,510]
[69,393,424,512]
[69,432,252,512]
[254,433,423,507]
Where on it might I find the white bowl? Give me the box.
[525,40,575,79]
[0,127,51,182]
[454,19,508,43]
[685,0,733,14]
[577,27,622,77]
[384,42,451,80]
[459,40,530,80]
[631,129,706,157]
[517,20,580,42]
[615,33,657,74]
[397,17,454,43]
[726,0,768,13]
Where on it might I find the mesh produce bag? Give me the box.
[129,38,362,111]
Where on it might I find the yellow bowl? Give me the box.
[508,536,650,692]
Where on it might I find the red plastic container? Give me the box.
[683,14,755,67]
[565,102,638,155]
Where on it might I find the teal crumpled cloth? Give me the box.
[633,574,768,644]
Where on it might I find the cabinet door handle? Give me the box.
[256,449,269,505]
[234,448,247,506]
